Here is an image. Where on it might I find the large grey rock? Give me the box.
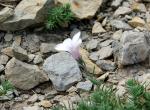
[0,0,54,31]
[118,31,149,65]
[43,52,82,91]
[5,58,48,90]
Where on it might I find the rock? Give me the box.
[27,94,38,104]
[76,81,93,91]
[12,45,28,61]
[12,36,22,46]
[40,43,56,53]
[0,65,4,73]
[39,100,52,108]
[0,7,14,23]
[111,0,123,8]
[4,33,13,42]
[96,60,116,71]
[0,55,9,65]
[128,17,145,28]
[110,20,132,30]
[131,3,146,12]
[5,58,48,90]
[23,106,43,110]
[100,40,114,47]
[114,6,132,17]
[92,22,106,34]
[89,52,99,61]
[28,54,35,62]
[80,48,103,75]
[43,52,82,91]
[22,34,40,53]
[55,0,103,19]
[1,47,13,57]
[97,46,113,59]
[97,72,109,80]
[118,31,149,65]
[112,30,122,40]
[33,55,43,64]
[86,39,98,50]
[137,73,150,90]
[116,86,126,97]
[0,0,54,31]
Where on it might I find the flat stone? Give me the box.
[89,52,99,61]
[110,20,132,30]
[40,43,56,53]
[76,81,93,91]
[114,6,132,17]
[96,60,116,71]
[39,100,52,108]
[80,48,103,75]
[43,52,82,91]
[97,46,113,60]
[1,47,13,57]
[4,33,13,42]
[100,40,114,47]
[111,0,123,8]
[33,55,43,64]
[12,45,28,61]
[86,39,98,50]
[0,54,9,65]
[128,17,145,28]
[112,30,122,40]
[92,21,106,34]
[5,58,49,90]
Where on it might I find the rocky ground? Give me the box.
[1,0,150,110]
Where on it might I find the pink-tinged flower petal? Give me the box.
[72,32,81,44]
[55,38,72,52]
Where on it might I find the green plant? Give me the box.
[0,80,14,96]
[46,3,74,30]
[52,79,150,110]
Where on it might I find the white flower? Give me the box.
[55,32,82,59]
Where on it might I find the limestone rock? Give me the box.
[110,20,132,30]
[0,0,54,31]
[40,43,56,53]
[1,47,13,57]
[80,48,103,75]
[0,55,9,65]
[55,0,103,19]
[92,21,106,34]
[43,52,82,91]
[76,81,93,91]
[128,17,145,28]
[96,60,116,71]
[118,31,149,65]
[12,45,28,61]
[0,7,14,23]
[114,6,132,17]
[86,39,98,50]
[5,58,48,90]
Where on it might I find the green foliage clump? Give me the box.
[46,4,74,30]
[0,80,14,96]
[52,79,150,110]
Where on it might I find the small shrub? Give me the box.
[46,3,74,30]
[0,80,14,96]
[52,79,150,110]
